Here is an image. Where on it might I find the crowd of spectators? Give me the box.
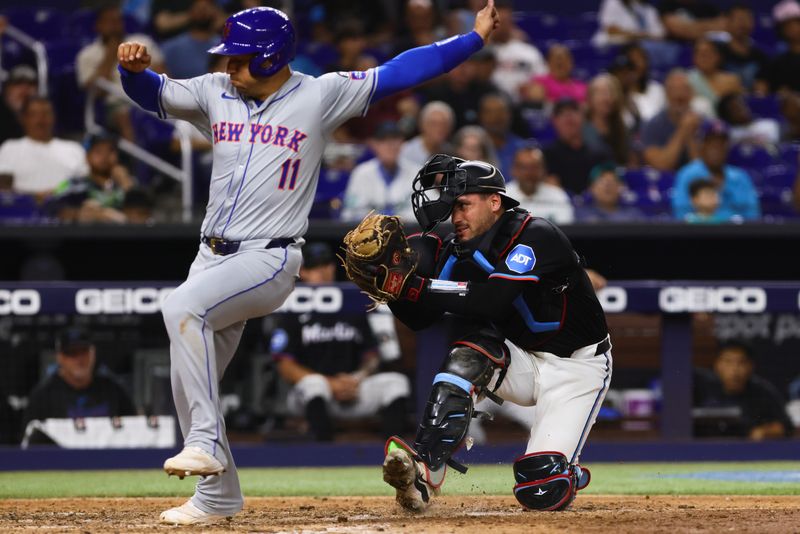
[2,0,800,225]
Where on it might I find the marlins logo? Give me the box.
[505,244,536,274]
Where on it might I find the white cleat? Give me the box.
[383,448,437,512]
[159,500,231,525]
[163,446,225,479]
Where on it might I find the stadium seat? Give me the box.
[728,143,779,169]
[4,8,67,41]
[759,187,797,218]
[0,193,39,220]
[762,165,797,189]
[745,95,781,121]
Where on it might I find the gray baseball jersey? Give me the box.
[152,68,377,516]
[155,69,378,240]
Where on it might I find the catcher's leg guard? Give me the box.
[414,330,509,472]
[512,452,591,511]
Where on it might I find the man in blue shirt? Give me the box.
[161,0,223,79]
[672,119,760,221]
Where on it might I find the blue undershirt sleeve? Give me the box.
[118,66,162,113]
[373,31,484,101]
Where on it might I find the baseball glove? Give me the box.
[341,212,418,305]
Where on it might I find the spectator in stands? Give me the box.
[544,98,609,194]
[505,147,574,224]
[447,0,485,35]
[780,91,800,142]
[419,56,499,131]
[393,0,446,54]
[693,341,792,440]
[325,20,369,73]
[453,125,499,168]
[683,178,725,223]
[399,100,454,168]
[0,65,38,144]
[76,6,165,141]
[755,0,800,96]
[623,44,665,122]
[593,0,666,48]
[641,69,703,171]
[584,73,633,166]
[151,0,225,40]
[672,119,760,221]
[341,122,418,222]
[525,45,587,106]
[22,327,136,430]
[0,97,87,200]
[489,0,547,102]
[658,0,725,42]
[477,93,526,178]
[121,188,156,224]
[271,243,411,441]
[50,134,134,223]
[688,37,743,117]
[162,0,224,79]
[721,3,769,93]
[575,162,644,222]
[717,93,780,147]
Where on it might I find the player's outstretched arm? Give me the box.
[371,0,498,101]
[117,41,162,113]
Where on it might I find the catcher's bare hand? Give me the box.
[474,0,499,42]
[118,41,152,73]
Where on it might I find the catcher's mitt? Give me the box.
[340,212,418,305]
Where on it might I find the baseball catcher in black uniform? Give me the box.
[342,154,612,512]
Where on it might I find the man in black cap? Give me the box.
[0,65,38,144]
[22,327,136,430]
[268,242,411,441]
[543,98,610,195]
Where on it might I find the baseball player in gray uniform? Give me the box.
[117,2,499,526]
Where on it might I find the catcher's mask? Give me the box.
[411,154,519,233]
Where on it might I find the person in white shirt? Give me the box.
[0,97,87,199]
[341,122,419,223]
[489,1,547,102]
[398,101,455,169]
[76,6,164,140]
[593,0,666,47]
[504,146,575,224]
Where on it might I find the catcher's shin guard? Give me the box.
[414,331,509,472]
[512,452,591,511]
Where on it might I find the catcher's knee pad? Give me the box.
[414,330,509,472]
[512,452,591,511]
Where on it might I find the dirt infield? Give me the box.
[1,495,798,533]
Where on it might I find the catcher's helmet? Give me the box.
[208,7,295,78]
[411,154,519,233]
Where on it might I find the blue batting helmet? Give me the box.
[207,7,296,78]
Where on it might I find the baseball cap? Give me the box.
[774,0,800,23]
[589,162,623,183]
[56,326,93,355]
[302,242,335,269]
[699,119,730,140]
[7,65,37,84]
[552,97,580,116]
[372,121,403,140]
[84,132,117,151]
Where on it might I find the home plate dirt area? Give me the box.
[1,495,799,533]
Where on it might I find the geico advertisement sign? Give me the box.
[278,286,343,313]
[0,289,41,315]
[659,287,766,313]
[76,288,175,314]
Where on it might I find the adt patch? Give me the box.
[270,328,289,353]
[505,245,536,274]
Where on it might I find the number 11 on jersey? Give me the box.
[278,158,301,190]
